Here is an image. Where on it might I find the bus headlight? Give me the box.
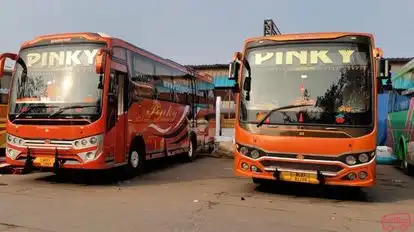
[73,134,103,149]
[251,150,260,159]
[239,147,248,156]
[345,155,357,165]
[6,134,25,147]
[358,153,369,163]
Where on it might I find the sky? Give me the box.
[0,0,413,66]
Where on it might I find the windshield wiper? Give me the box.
[49,105,98,117]
[256,104,314,128]
[14,105,57,119]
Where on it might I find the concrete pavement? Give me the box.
[0,156,413,232]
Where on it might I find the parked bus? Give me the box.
[0,67,12,166]
[227,32,390,187]
[386,58,414,175]
[0,32,216,174]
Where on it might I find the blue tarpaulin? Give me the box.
[377,93,389,146]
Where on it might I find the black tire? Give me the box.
[124,140,145,177]
[185,134,197,162]
[252,177,264,184]
[402,153,414,176]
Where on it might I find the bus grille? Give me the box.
[259,160,344,173]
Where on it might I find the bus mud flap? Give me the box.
[317,170,325,185]
[23,147,33,174]
[273,169,281,181]
[53,148,61,173]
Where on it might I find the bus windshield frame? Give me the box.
[8,42,106,122]
[238,38,374,129]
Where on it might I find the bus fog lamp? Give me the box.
[86,152,95,160]
[251,165,259,172]
[347,172,357,180]
[358,153,369,163]
[251,150,260,159]
[345,155,356,165]
[241,162,249,170]
[358,171,367,180]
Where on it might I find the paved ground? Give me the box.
[0,155,413,232]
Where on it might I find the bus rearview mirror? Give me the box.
[95,48,112,74]
[0,53,18,78]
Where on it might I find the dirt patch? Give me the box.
[208,141,235,159]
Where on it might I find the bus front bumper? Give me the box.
[234,155,376,187]
[5,144,118,171]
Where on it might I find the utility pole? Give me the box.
[263,19,281,36]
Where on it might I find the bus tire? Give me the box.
[252,177,265,184]
[402,153,414,176]
[124,139,145,176]
[186,133,197,162]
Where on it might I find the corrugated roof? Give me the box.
[387,57,413,64]
[214,76,234,88]
[186,64,229,70]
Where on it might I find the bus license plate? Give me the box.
[279,172,319,184]
[34,157,55,168]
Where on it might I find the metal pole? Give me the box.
[216,96,221,138]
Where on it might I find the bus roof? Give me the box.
[244,32,374,44]
[20,32,213,84]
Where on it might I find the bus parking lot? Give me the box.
[0,155,413,232]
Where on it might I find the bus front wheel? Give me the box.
[124,140,145,176]
[402,154,414,176]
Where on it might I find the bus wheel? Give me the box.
[402,154,414,176]
[125,143,145,176]
[186,135,197,162]
[252,177,265,184]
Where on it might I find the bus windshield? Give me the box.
[239,42,373,127]
[8,43,105,119]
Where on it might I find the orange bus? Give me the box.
[228,32,391,187]
[0,32,216,175]
[0,67,12,167]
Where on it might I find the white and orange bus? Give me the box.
[228,32,391,187]
[0,32,216,175]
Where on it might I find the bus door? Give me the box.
[113,70,128,163]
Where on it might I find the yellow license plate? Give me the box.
[279,172,319,184]
[34,157,55,168]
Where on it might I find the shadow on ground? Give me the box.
[32,154,232,187]
[248,165,414,203]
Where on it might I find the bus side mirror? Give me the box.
[377,58,393,92]
[228,61,240,81]
[0,53,18,78]
[95,48,112,74]
[228,52,242,81]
